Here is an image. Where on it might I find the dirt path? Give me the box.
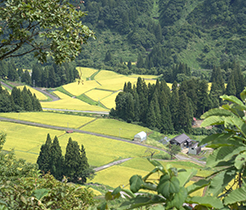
[94,158,132,172]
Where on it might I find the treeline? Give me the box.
[110,63,245,133]
[0,85,42,112]
[37,134,93,184]
[110,77,211,134]
[0,61,78,88]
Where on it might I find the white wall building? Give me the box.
[134,131,147,142]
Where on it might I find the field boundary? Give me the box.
[78,118,98,129]
[89,70,100,80]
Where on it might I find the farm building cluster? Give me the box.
[170,133,201,155]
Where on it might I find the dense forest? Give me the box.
[0,61,78,88]
[0,84,42,112]
[110,62,245,133]
[6,0,246,76]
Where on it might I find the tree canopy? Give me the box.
[0,0,94,64]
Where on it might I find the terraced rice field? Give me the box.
[52,90,70,99]
[100,91,120,109]
[0,112,95,128]
[41,97,107,111]
[1,121,64,163]
[62,80,100,96]
[94,70,124,80]
[85,89,113,102]
[17,85,48,100]
[82,118,151,139]
[91,165,160,189]
[76,67,98,79]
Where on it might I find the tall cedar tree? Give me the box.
[178,91,192,133]
[64,138,90,184]
[169,81,179,130]
[50,136,64,180]
[37,134,52,174]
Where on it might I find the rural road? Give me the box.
[0,117,206,166]
[0,81,60,101]
[42,108,109,115]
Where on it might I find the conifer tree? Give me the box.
[225,73,236,96]
[127,61,132,70]
[146,100,156,129]
[78,145,91,184]
[160,106,174,134]
[169,81,179,130]
[133,91,140,122]
[136,54,144,68]
[23,92,33,111]
[178,91,192,133]
[64,138,90,184]
[196,80,211,117]
[37,134,52,174]
[50,136,64,180]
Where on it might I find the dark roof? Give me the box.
[170,133,191,144]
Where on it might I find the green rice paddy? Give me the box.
[82,118,151,139]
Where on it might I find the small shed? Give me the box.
[170,133,192,149]
[134,131,147,142]
[188,142,201,155]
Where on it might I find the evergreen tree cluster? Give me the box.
[0,85,42,113]
[110,77,217,134]
[37,134,92,184]
[0,60,78,88]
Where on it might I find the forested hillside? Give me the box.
[6,0,246,75]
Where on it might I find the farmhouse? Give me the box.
[134,131,147,142]
[188,142,201,155]
[170,133,192,149]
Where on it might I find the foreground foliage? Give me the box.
[0,0,94,64]
[0,133,96,209]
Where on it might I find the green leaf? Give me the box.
[220,95,245,107]
[177,168,197,187]
[201,108,234,119]
[147,158,165,172]
[33,188,49,200]
[166,187,188,209]
[199,133,233,146]
[224,186,246,205]
[186,179,210,195]
[201,116,225,127]
[225,116,246,137]
[206,146,246,167]
[206,170,236,197]
[186,196,224,209]
[97,201,108,210]
[234,152,246,170]
[240,88,246,102]
[142,182,157,191]
[157,175,180,198]
[119,195,166,210]
[112,186,121,195]
[121,189,136,199]
[208,136,244,149]
[129,175,144,193]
